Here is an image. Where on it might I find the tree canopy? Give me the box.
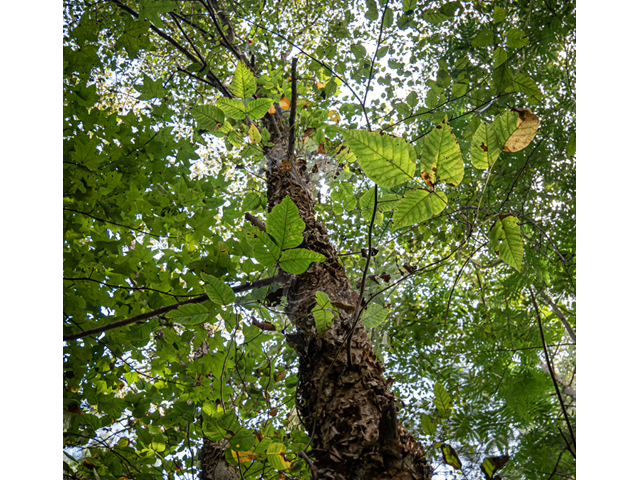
[63,1,576,479]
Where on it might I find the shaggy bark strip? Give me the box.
[263,127,432,479]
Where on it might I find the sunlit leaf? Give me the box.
[470,122,501,170]
[360,303,389,329]
[217,98,246,120]
[419,117,463,186]
[267,195,305,250]
[481,454,510,479]
[228,61,257,99]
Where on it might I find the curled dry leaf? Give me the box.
[503,108,540,152]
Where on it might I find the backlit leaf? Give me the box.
[192,105,225,130]
[342,130,416,187]
[489,214,523,271]
[267,195,305,250]
[361,303,389,329]
[470,122,501,169]
[217,98,246,120]
[392,189,447,231]
[279,249,326,274]
[246,98,273,120]
[434,382,452,412]
[228,61,257,99]
[312,291,335,335]
[481,454,510,479]
[419,118,464,186]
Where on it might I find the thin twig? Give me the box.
[288,57,298,161]
[528,286,576,450]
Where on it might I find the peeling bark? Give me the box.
[262,125,433,479]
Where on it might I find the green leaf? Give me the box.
[419,118,464,186]
[246,98,273,120]
[392,190,447,231]
[439,1,461,17]
[253,230,281,267]
[472,29,494,47]
[202,273,236,305]
[228,61,257,99]
[279,249,325,274]
[421,414,437,436]
[267,196,305,250]
[364,0,378,21]
[350,44,367,59]
[493,47,507,68]
[383,8,394,27]
[165,303,217,326]
[360,304,389,329]
[192,105,225,130]
[217,98,246,120]
[312,291,335,335]
[489,214,523,271]
[506,28,529,48]
[493,111,520,147]
[567,132,576,158]
[506,73,543,104]
[422,8,451,23]
[342,130,416,187]
[493,6,506,23]
[470,122,501,170]
[493,63,513,92]
[434,382,452,412]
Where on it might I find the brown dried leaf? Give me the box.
[503,108,540,152]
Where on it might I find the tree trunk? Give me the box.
[259,128,432,478]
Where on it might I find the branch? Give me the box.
[288,57,298,161]
[109,0,232,97]
[528,286,576,449]
[347,185,378,369]
[63,275,280,341]
[537,288,576,341]
[244,212,266,231]
[63,208,173,238]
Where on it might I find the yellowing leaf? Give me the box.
[502,108,540,152]
[328,110,340,122]
[266,442,291,470]
[232,450,259,464]
[249,124,262,144]
[279,94,291,110]
[268,103,276,115]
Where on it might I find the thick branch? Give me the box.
[63,275,280,341]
